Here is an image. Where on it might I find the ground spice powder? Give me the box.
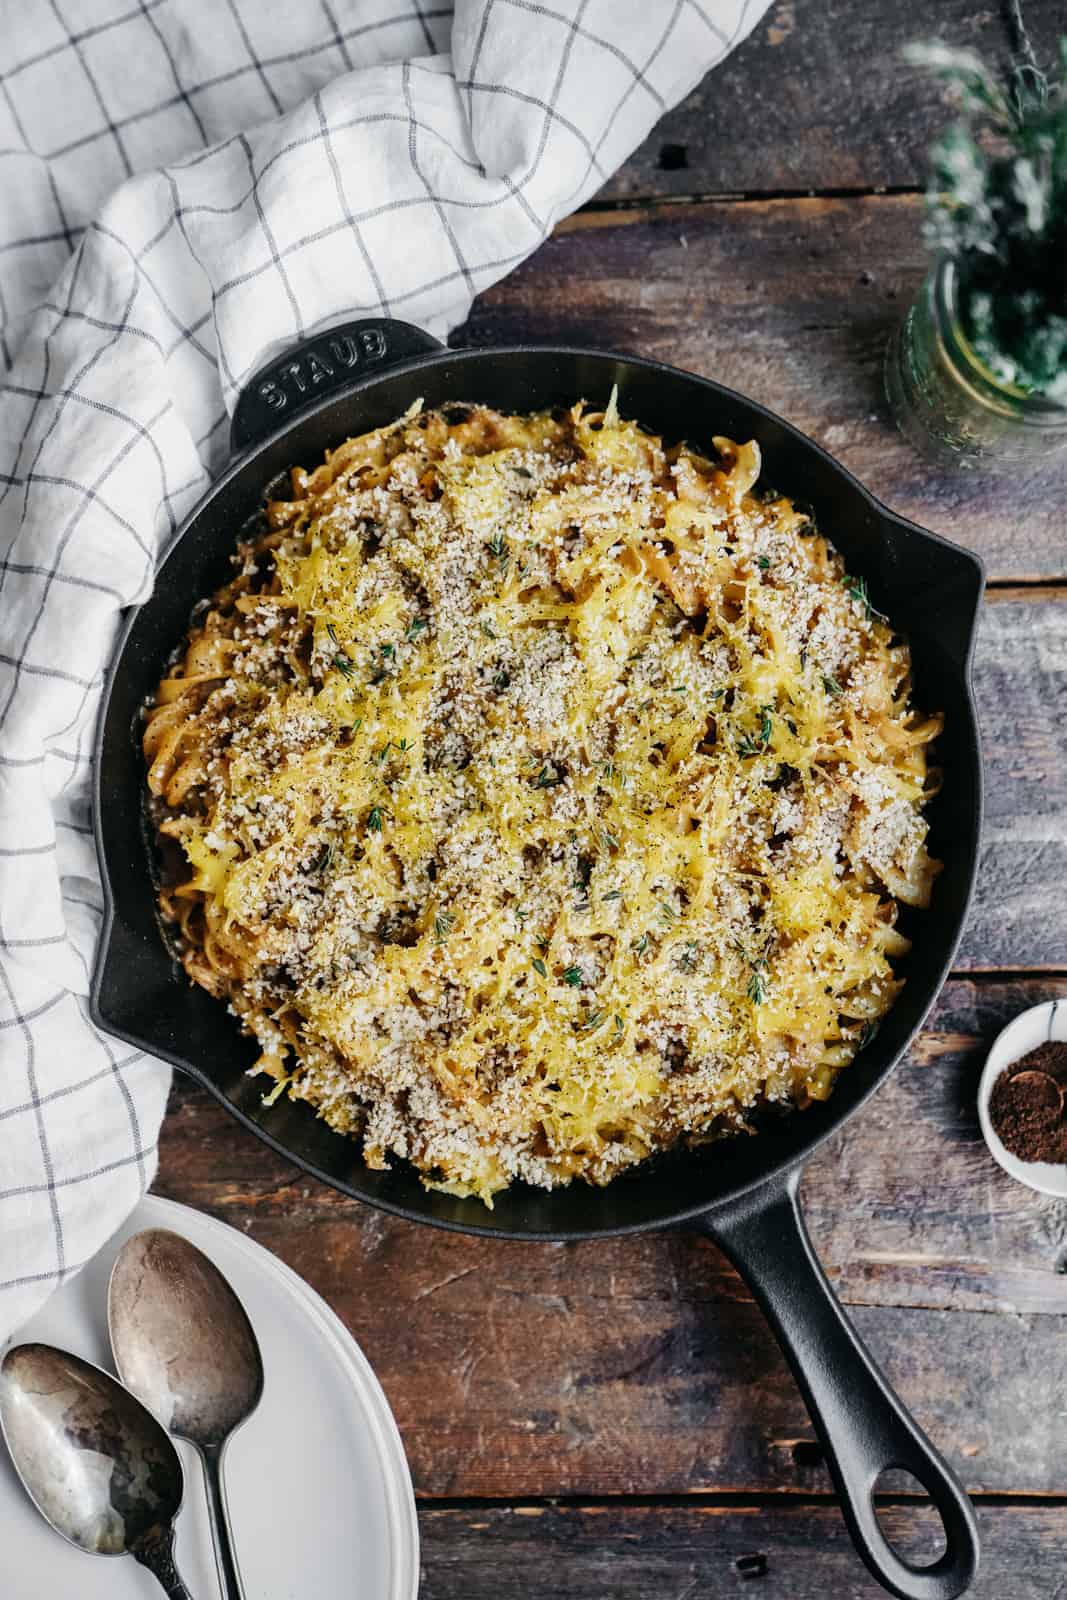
[989,1041,1067,1163]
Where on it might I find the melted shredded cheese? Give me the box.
[145,400,942,1205]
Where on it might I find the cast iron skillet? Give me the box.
[92,318,984,1600]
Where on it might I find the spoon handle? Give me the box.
[200,1440,246,1600]
[132,1523,196,1599]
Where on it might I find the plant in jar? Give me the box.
[886,20,1067,467]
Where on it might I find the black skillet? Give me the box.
[92,318,984,1600]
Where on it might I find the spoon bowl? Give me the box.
[1007,1067,1065,1123]
[108,1229,263,1445]
[0,1342,193,1595]
[109,1229,264,1600]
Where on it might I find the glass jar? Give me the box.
[885,256,1067,473]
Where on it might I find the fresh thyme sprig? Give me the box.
[313,840,336,874]
[488,533,510,572]
[747,965,768,1006]
[737,706,773,757]
[677,940,700,973]
[842,574,887,622]
[324,622,357,677]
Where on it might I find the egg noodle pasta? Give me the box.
[145,397,942,1205]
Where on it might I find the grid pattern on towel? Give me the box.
[0,0,767,1334]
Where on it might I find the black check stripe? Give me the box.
[402,61,475,294]
[0,1057,134,1122]
[224,0,285,117]
[4,0,169,82]
[590,0,691,170]
[138,0,209,146]
[17,10,455,168]
[0,0,764,1324]
[0,957,66,1278]
[238,132,306,338]
[0,1147,157,1202]
[0,242,90,544]
[51,0,134,180]
[315,91,391,314]
[501,0,667,108]
[454,77,607,179]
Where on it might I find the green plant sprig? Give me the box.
[904,27,1067,401]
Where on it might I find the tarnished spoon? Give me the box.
[109,1229,264,1600]
[0,1342,194,1596]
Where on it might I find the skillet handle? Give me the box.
[230,318,445,454]
[702,1168,979,1600]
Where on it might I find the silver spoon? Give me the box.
[0,1341,194,1596]
[108,1228,264,1600]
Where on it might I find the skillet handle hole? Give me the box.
[872,1468,949,1569]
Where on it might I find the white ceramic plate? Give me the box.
[1,1194,419,1600]
[977,998,1067,1198]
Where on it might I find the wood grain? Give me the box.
[602,0,1065,200]
[969,597,1067,972]
[458,195,1067,581]
[154,978,1067,1500]
[418,1500,1067,1600]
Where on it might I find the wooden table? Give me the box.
[155,6,1067,1594]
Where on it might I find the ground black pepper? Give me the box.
[989,1041,1067,1164]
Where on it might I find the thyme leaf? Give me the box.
[313,841,336,874]
[677,940,700,973]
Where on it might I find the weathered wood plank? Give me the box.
[418,1500,1067,1600]
[802,977,1067,1316]
[155,976,1067,1499]
[969,598,1067,972]
[603,0,1064,200]
[458,195,1067,582]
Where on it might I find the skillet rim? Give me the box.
[90,341,985,1240]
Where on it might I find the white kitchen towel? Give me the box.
[0,0,768,1335]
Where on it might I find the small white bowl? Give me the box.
[978,999,1067,1197]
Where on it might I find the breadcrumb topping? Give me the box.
[145,399,942,1205]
